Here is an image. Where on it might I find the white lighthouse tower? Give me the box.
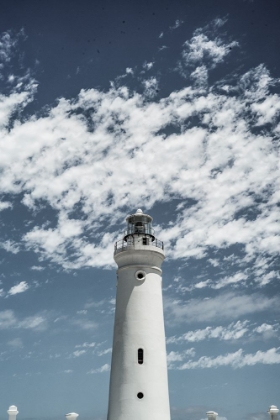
[107,209,170,420]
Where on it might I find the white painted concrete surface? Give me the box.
[207,411,218,420]
[7,405,18,420]
[268,406,279,420]
[107,211,170,420]
[65,413,79,420]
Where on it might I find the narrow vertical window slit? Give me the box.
[138,348,144,364]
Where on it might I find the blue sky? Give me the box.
[0,1,280,420]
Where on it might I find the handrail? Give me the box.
[114,236,164,253]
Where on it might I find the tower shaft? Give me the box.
[107,210,170,420]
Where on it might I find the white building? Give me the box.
[107,209,170,420]
[268,406,279,420]
[65,413,79,420]
[7,406,18,420]
[207,411,218,420]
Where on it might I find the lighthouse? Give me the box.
[107,209,170,420]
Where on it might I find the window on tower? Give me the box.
[138,348,144,364]
[135,222,144,233]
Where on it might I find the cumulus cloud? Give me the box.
[177,347,280,369]
[0,201,12,211]
[0,23,278,285]
[0,240,20,254]
[178,21,238,79]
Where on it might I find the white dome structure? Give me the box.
[7,406,18,420]
[268,406,279,420]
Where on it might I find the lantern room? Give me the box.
[124,209,155,241]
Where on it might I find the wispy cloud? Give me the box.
[75,342,96,349]
[97,348,112,356]
[0,240,20,254]
[164,292,279,324]
[176,347,280,369]
[87,363,110,374]
[72,318,98,330]
[170,19,184,30]
[167,321,250,344]
[0,310,47,331]
[7,337,23,348]
[72,349,86,357]
[168,321,280,345]
[30,265,45,271]
[167,348,195,368]
[8,281,29,296]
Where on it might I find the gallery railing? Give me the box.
[114,236,164,254]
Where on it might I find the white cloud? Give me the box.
[0,201,12,211]
[87,363,110,374]
[167,348,195,367]
[72,319,98,330]
[76,310,87,315]
[254,323,274,334]
[19,315,46,331]
[0,240,20,254]
[164,293,279,324]
[181,31,238,70]
[7,338,23,348]
[0,310,47,331]
[143,62,154,71]
[97,348,112,356]
[0,25,278,281]
[253,323,279,339]
[211,272,248,289]
[167,321,249,344]
[177,347,280,369]
[72,349,86,357]
[142,77,159,97]
[8,281,29,295]
[75,341,95,348]
[30,265,45,271]
[0,310,16,328]
[170,19,184,30]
